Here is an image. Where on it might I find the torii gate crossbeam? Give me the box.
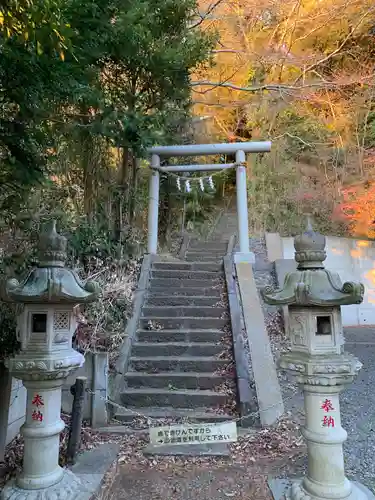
[146,141,271,263]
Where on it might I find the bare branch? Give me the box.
[294,7,375,84]
[189,0,226,30]
[191,73,375,95]
[212,49,246,54]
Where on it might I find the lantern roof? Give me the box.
[2,221,100,304]
[262,221,364,307]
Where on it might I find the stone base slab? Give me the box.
[143,442,230,457]
[1,470,91,500]
[1,443,120,500]
[268,478,375,500]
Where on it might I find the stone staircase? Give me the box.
[115,235,237,424]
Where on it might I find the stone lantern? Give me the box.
[1,221,100,499]
[262,225,374,500]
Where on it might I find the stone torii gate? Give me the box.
[146,141,271,261]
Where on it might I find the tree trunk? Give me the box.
[128,155,139,225]
[82,131,94,223]
[114,147,130,241]
[159,173,172,247]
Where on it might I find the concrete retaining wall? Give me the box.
[235,259,284,426]
[5,378,27,446]
[62,352,108,427]
[266,233,375,327]
[0,364,27,461]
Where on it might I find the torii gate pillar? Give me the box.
[146,141,271,260]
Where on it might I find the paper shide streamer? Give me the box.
[174,175,217,193]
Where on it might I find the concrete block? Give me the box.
[236,262,284,426]
[139,317,228,330]
[5,376,27,447]
[114,407,232,423]
[234,252,255,264]
[265,233,283,262]
[153,262,222,272]
[132,341,222,357]
[268,477,291,499]
[0,364,12,459]
[136,329,223,343]
[68,443,121,498]
[223,256,257,427]
[274,259,297,287]
[150,278,222,288]
[120,387,228,408]
[268,477,375,500]
[125,372,227,390]
[148,286,221,296]
[145,295,220,306]
[62,354,92,419]
[129,355,229,373]
[91,352,108,428]
[185,252,224,262]
[70,443,120,475]
[142,306,226,318]
[62,351,108,427]
[143,442,230,457]
[151,269,221,279]
[112,254,153,401]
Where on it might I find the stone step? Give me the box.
[151,269,222,280]
[189,241,228,250]
[129,356,229,372]
[185,252,225,262]
[146,295,221,307]
[150,278,223,289]
[139,317,228,330]
[132,342,222,357]
[142,306,227,318]
[125,371,229,390]
[113,406,233,423]
[153,262,223,272]
[148,286,221,296]
[137,329,224,343]
[120,388,228,408]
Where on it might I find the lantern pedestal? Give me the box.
[287,480,374,500]
[261,223,371,500]
[0,377,90,500]
[1,469,87,500]
[17,380,65,490]
[278,353,373,500]
[0,222,100,499]
[1,351,91,499]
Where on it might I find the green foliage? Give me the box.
[0,302,19,361]
[364,111,375,148]
[0,0,71,56]
[0,0,215,359]
[277,108,332,158]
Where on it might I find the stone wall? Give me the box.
[0,364,27,461]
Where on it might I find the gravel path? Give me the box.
[341,327,375,491]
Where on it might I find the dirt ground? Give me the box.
[93,418,305,500]
[96,453,305,500]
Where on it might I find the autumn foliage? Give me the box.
[193,0,375,236]
[334,183,375,239]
